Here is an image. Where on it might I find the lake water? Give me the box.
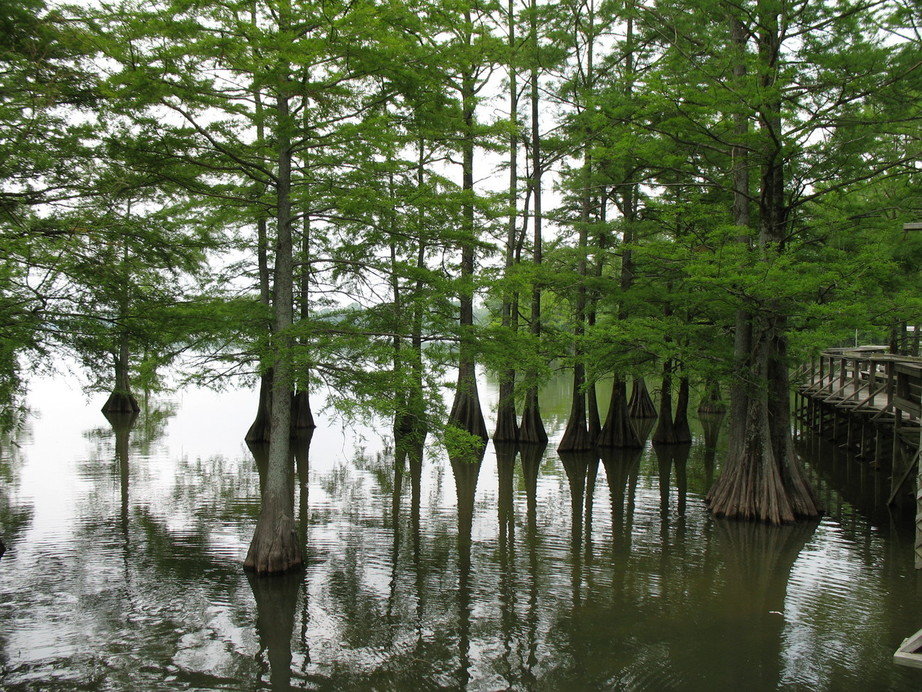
[1,371,920,690]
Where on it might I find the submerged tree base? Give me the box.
[519,395,548,445]
[101,390,140,415]
[449,387,489,442]
[707,403,821,524]
[244,508,303,575]
[598,380,642,448]
[628,378,657,419]
[291,391,315,430]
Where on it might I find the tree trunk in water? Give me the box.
[707,9,818,524]
[495,0,520,443]
[248,50,273,442]
[291,390,314,430]
[707,321,819,523]
[559,360,593,451]
[698,379,726,414]
[245,84,301,575]
[628,378,657,418]
[652,360,678,444]
[673,376,692,444]
[599,378,641,448]
[449,21,487,441]
[246,369,274,443]
[519,0,547,445]
[102,340,140,414]
[587,382,601,442]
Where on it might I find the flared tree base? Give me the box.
[599,381,642,448]
[493,405,519,443]
[291,391,316,430]
[652,410,681,445]
[706,425,820,524]
[558,417,594,452]
[246,409,272,444]
[628,379,657,419]
[449,388,489,442]
[244,507,303,575]
[698,380,726,414]
[101,391,140,415]
[519,399,548,445]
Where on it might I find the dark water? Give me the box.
[1,374,920,690]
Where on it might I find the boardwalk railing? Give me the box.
[793,347,922,567]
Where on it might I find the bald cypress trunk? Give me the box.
[495,0,521,442]
[628,378,657,418]
[247,22,274,443]
[245,81,302,574]
[102,337,139,414]
[707,10,818,523]
[449,10,488,441]
[519,0,547,445]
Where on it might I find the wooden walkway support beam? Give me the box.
[794,347,922,566]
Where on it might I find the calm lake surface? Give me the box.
[1,371,921,690]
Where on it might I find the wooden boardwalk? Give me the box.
[793,347,922,567]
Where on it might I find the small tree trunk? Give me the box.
[673,376,692,443]
[698,379,726,414]
[246,369,274,443]
[495,0,521,443]
[102,340,140,414]
[652,360,678,444]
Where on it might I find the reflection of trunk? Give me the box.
[102,339,140,414]
[628,377,657,418]
[584,454,599,564]
[495,442,517,544]
[601,446,643,555]
[653,442,673,519]
[105,410,138,536]
[559,450,592,607]
[448,443,483,689]
[519,0,547,445]
[700,412,725,488]
[407,432,424,556]
[520,442,545,538]
[449,15,488,441]
[673,443,690,515]
[710,520,818,681]
[559,451,591,551]
[599,378,642,447]
[245,81,302,574]
[652,360,677,444]
[248,571,301,689]
[292,429,312,548]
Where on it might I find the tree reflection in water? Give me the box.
[3,390,920,690]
